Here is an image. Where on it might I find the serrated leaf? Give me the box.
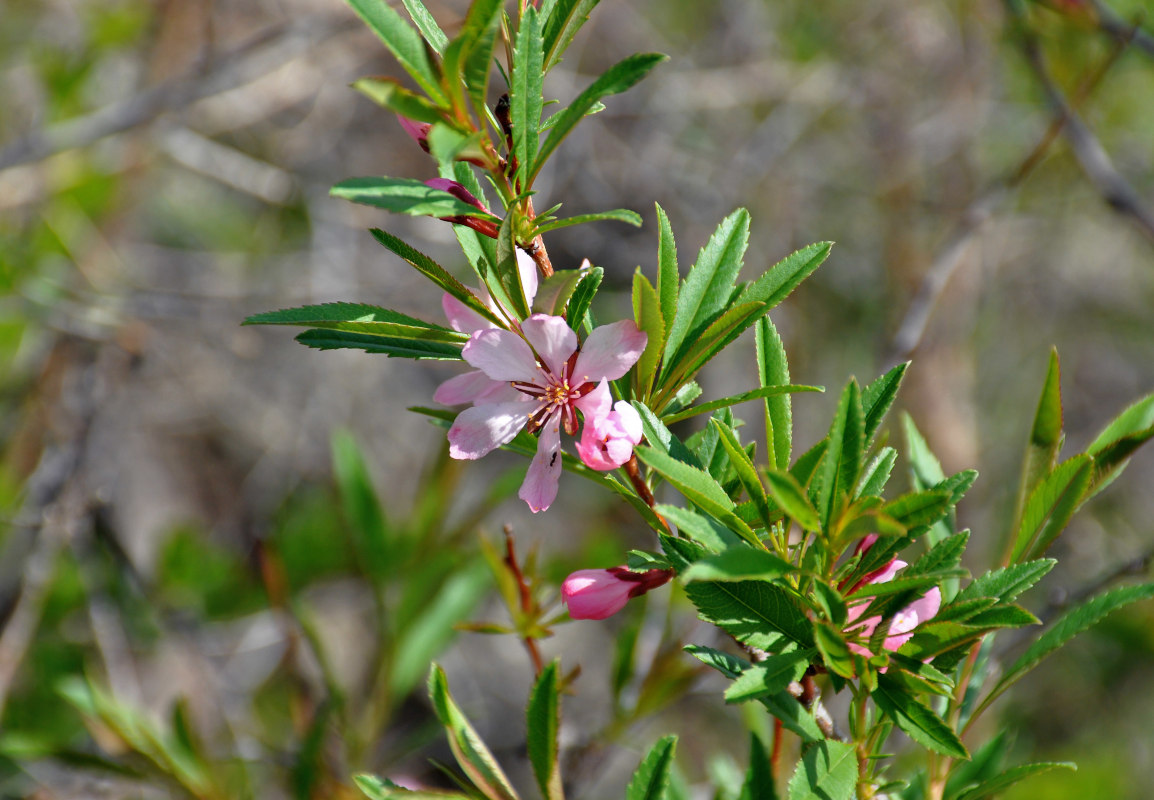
[656,302,766,399]
[533,267,587,317]
[986,582,1154,708]
[353,77,445,123]
[401,0,448,52]
[787,741,857,800]
[712,419,774,526]
[725,651,812,703]
[910,531,970,576]
[873,674,969,759]
[956,560,1055,604]
[862,362,908,444]
[662,209,751,372]
[661,384,822,426]
[333,177,498,219]
[882,490,952,529]
[764,469,821,531]
[656,505,741,552]
[527,661,562,800]
[953,762,1076,800]
[1085,393,1154,496]
[565,266,603,328]
[246,302,466,344]
[463,10,500,124]
[858,447,898,498]
[814,622,857,679]
[632,270,665,401]
[735,240,831,314]
[817,379,865,529]
[682,547,794,583]
[534,208,643,235]
[531,53,667,184]
[632,401,701,468]
[740,733,778,800]
[542,0,601,72]
[347,0,447,104]
[626,736,677,800]
[440,0,502,118]
[294,329,463,359]
[427,665,519,800]
[684,578,813,652]
[636,446,758,546]
[685,645,823,742]
[756,316,793,471]
[1010,455,1092,563]
[655,203,679,336]
[511,7,544,180]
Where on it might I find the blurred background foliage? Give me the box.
[1,0,1153,797]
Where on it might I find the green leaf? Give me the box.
[632,269,665,401]
[873,674,969,759]
[910,531,970,576]
[662,208,751,372]
[494,213,532,320]
[725,651,812,703]
[682,547,794,583]
[1085,392,1154,495]
[532,52,667,184]
[542,0,601,72]
[987,582,1154,707]
[636,446,759,546]
[787,741,857,800]
[427,665,520,800]
[656,505,741,552]
[534,267,587,317]
[369,228,504,329]
[817,379,865,530]
[354,773,471,799]
[734,241,831,314]
[245,302,466,344]
[903,412,946,487]
[352,77,445,123]
[882,490,952,529]
[655,203,679,337]
[463,8,501,124]
[858,447,898,498]
[756,316,793,471]
[346,0,446,104]
[527,661,563,800]
[711,419,774,526]
[657,302,767,398]
[1010,455,1092,562]
[813,622,858,680]
[764,469,821,532]
[534,208,643,235]
[633,401,701,468]
[332,431,390,582]
[401,0,448,52]
[564,266,602,329]
[511,7,544,180]
[685,645,823,742]
[1012,349,1064,540]
[333,177,498,219]
[739,733,778,800]
[427,124,487,169]
[626,736,677,800]
[954,762,1076,800]
[862,362,908,444]
[294,329,463,359]
[684,578,813,652]
[957,560,1055,605]
[661,384,822,426]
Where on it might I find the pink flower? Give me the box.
[576,398,643,471]
[845,559,942,659]
[446,315,646,512]
[562,567,674,620]
[398,116,432,150]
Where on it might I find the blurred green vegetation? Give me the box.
[1,0,1153,797]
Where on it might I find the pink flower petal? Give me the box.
[612,400,643,444]
[434,370,502,405]
[448,401,532,459]
[425,178,488,212]
[397,116,431,146]
[463,329,541,383]
[521,315,578,377]
[573,380,612,420]
[572,320,648,382]
[519,418,562,512]
[443,293,495,334]
[516,249,539,308]
[562,569,633,620]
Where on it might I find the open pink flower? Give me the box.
[576,397,643,470]
[562,567,673,620]
[446,315,646,512]
[845,559,942,659]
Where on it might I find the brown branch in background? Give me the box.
[504,526,545,676]
[1089,0,1154,58]
[0,16,357,172]
[886,17,1142,364]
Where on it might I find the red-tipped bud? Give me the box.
[562,567,673,620]
[424,179,500,238]
[398,116,432,151]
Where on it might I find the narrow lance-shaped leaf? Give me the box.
[1007,348,1064,557]
[1010,455,1092,563]
[765,469,821,532]
[542,0,602,72]
[245,303,466,344]
[661,384,822,426]
[756,315,793,471]
[333,177,499,219]
[1085,392,1154,497]
[861,361,908,445]
[662,208,751,374]
[739,733,778,800]
[625,736,677,800]
[954,762,1077,800]
[427,665,520,800]
[817,379,865,530]
[531,53,668,184]
[711,419,773,527]
[534,208,643,235]
[510,6,544,181]
[401,0,449,52]
[655,203,679,336]
[733,240,832,312]
[873,674,969,760]
[527,661,563,800]
[346,0,446,105]
[352,77,445,123]
[632,269,665,401]
[294,329,463,360]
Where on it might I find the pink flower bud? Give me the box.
[845,559,942,665]
[562,567,673,620]
[397,116,432,151]
[424,179,500,238]
[576,400,643,471]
